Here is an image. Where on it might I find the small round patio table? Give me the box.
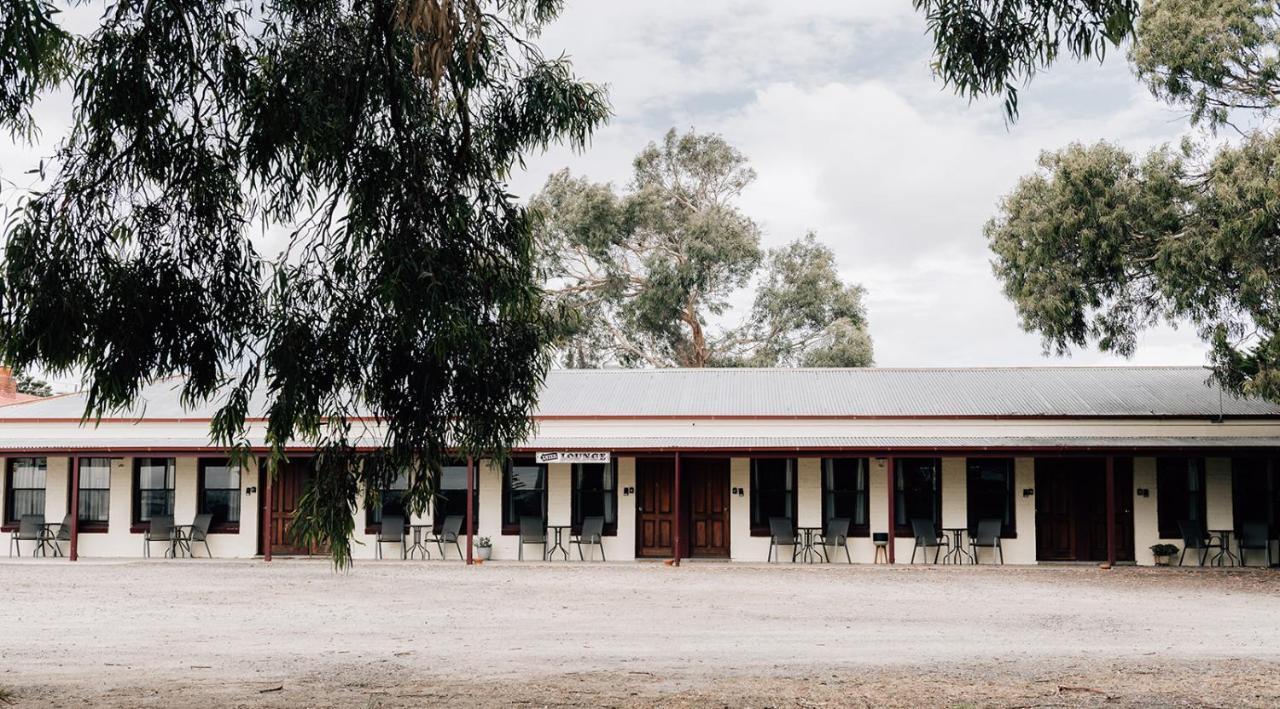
[941,527,974,565]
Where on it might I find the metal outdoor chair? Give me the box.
[767,516,800,563]
[185,513,213,558]
[143,515,178,558]
[571,516,606,561]
[909,518,949,564]
[1237,520,1273,568]
[518,516,547,560]
[433,515,464,560]
[48,514,72,557]
[817,517,852,563]
[376,514,407,559]
[1177,519,1217,566]
[9,514,46,557]
[970,518,1004,565]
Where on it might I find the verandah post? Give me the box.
[465,456,474,565]
[885,456,895,564]
[1105,455,1116,568]
[263,459,273,563]
[69,456,80,561]
[673,451,682,567]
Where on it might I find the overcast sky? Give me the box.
[1,2,1214,392]
[509,0,1209,369]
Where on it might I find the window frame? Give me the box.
[821,458,870,537]
[749,457,797,537]
[132,457,176,530]
[570,461,617,536]
[197,458,243,533]
[965,457,1017,538]
[501,457,547,535]
[1232,457,1277,532]
[365,468,411,533]
[74,457,114,533]
[1156,457,1207,540]
[3,457,47,530]
[894,457,943,537]
[433,462,479,535]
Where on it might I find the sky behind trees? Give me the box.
[0,0,1212,383]
[509,0,1209,368]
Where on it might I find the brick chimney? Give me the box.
[0,366,17,396]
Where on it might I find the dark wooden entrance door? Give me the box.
[269,459,319,555]
[685,458,730,558]
[635,458,675,558]
[1036,458,1134,561]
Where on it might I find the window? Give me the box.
[76,458,113,530]
[198,459,242,531]
[434,463,478,534]
[1157,457,1206,539]
[367,468,410,529]
[822,458,869,536]
[895,458,941,536]
[571,462,616,535]
[1232,457,1277,530]
[750,458,795,536]
[502,458,546,534]
[966,458,1015,538]
[133,458,176,526]
[4,457,46,526]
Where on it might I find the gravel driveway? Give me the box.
[1,560,1278,707]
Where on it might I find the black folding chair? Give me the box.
[434,515,464,560]
[970,518,1004,565]
[519,516,547,561]
[1237,520,1273,568]
[910,518,948,564]
[9,514,45,557]
[1178,519,1217,566]
[817,517,852,563]
[376,514,406,559]
[143,515,178,558]
[571,516,606,561]
[768,516,799,563]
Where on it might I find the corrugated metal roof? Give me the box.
[0,435,1276,451]
[1,366,1277,420]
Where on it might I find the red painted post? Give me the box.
[1105,455,1116,568]
[885,456,895,564]
[673,452,682,567]
[69,456,80,561]
[263,461,273,563]
[465,456,474,565]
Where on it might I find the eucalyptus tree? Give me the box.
[533,129,873,369]
[987,1,1280,401]
[0,0,607,564]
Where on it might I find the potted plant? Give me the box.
[1150,543,1179,566]
[475,536,492,561]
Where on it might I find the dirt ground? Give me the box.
[1,560,1278,708]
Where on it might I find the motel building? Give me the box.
[2,367,1280,567]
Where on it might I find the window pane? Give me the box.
[897,458,940,529]
[12,490,44,519]
[751,459,795,530]
[80,459,112,490]
[505,461,546,526]
[203,490,240,526]
[203,464,240,490]
[137,459,175,490]
[966,458,1013,535]
[12,458,46,490]
[573,463,615,528]
[200,460,242,526]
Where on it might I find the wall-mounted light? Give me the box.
[1136,488,1150,498]
[1022,488,1034,497]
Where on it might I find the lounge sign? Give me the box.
[535,451,610,464]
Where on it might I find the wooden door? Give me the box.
[635,459,674,558]
[1035,459,1077,560]
[270,459,316,555]
[686,458,730,558]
